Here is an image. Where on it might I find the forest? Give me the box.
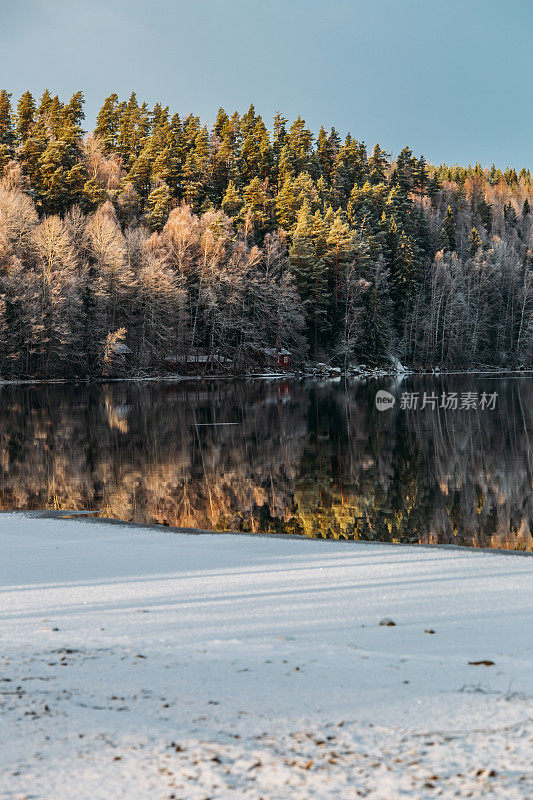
[0,88,531,378]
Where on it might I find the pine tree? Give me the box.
[37,89,53,117]
[391,228,418,336]
[38,111,87,214]
[117,181,142,225]
[95,93,120,154]
[439,206,456,251]
[213,107,229,138]
[469,226,482,256]
[242,177,270,240]
[18,116,48,202]
[64,91,85,134]
[394,146,416,196]
[289,202,328,355]
[271,112,288,188]
[412,155,427,205]
[0,90,15,173]
[324,212,355,313]
[145,182,173,230]
[221,180,242,219]
[333,137,368,205]
[82,176,107,211]
[116,92,141,170]
[16,91,36,143]
[316,126,336,184]
[368,143,388,185]
[281,116,314,179]
[360,257,392,366]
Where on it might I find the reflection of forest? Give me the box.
[0,378,531,550]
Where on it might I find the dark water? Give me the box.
[0,376,531,550]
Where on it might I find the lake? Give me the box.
[0,376,531,550]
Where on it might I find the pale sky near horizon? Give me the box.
[0,0,531,169]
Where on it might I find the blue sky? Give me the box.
[0,0,531,168]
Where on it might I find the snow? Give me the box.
[389,355,409,374]
[0,512,532,799]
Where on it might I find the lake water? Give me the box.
[0,376,531,550]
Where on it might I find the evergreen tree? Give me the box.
[16,91,36,143]
[412,155,427,205]
[145,182,173,230]
[82,176,108,211]
[116,92,142,169]
[242,177,270,240]
[37,89,53,117]
[221,180,242,219]
[368,143,388,185]
[439,206,456,251]
[469,226,482,256]
[0,90,15,173]
[95,93,120,154]
[289,202,329,355]
[38,111,86,214]
[64,91,85,134]
[394,146,417,196]
[360,257,392,365]
[324,212,355,314]
[391,228,418,335]
[333,136,368,205]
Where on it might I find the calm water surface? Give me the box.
[0,376,531,550]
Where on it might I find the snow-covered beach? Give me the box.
[1,513,532,799]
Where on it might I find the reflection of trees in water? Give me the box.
[400,378,533,550]
[0,381,309,532]
[0,378,531,550]
[295,378,532,550]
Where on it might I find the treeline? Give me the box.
[0,88,532,377]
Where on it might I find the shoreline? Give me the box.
[4,510,532,556]
[0,367,532,387]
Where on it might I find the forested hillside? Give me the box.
[0,88,531,378]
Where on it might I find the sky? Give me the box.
[0,0,531,168]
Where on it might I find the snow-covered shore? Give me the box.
[1,514,532,799]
